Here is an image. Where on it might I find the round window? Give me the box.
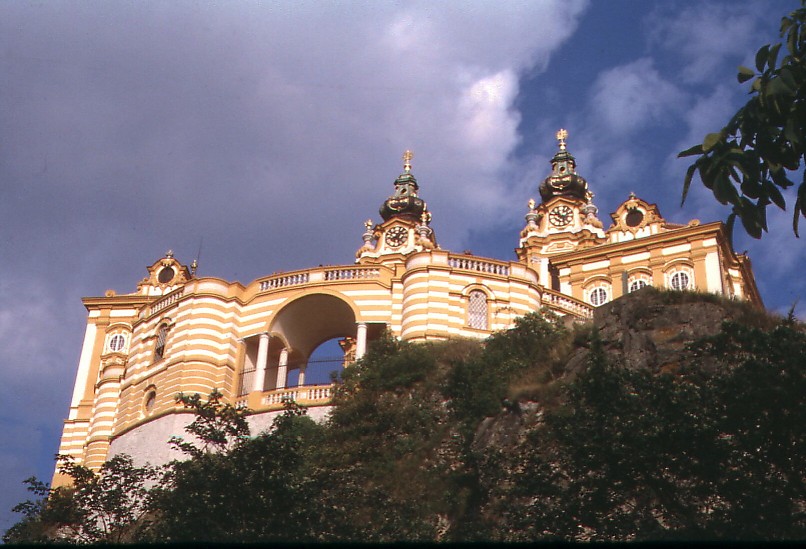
[670,271,690,291]
[109,334,126,352]
[589,287,608,307]
[629,279,648,293]
[625,209,644,228]
[158,267,175,284]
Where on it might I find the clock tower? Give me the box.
[517,130,606,285]
[356,150,437,263]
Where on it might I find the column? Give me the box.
[276,348,288,389]
[252,332,270,392]
[355,322,367,359]
[298,364,306,387]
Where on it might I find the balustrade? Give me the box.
[262,384,333,406]
[149,289,184,315]
[258,266,383,292]
[324,267,381,281]
[541,290,594,318]
[448,256,510,276]
[259,272,310,291]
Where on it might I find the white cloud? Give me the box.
[647,2,762,84]
[589,58,686,136]
[0,2,593,532]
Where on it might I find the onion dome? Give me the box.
[538,129,591,203]
[380,150,426,222]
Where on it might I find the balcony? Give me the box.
[257,266,387,293]
[235,383,335,411]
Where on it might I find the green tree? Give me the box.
[315,335,464,542]
[478,318,806,541]
[3,455,164,544]
[680,1,806,238]
[150,402,325,543]
[169,388,251,458]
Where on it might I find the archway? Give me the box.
[270,293,357,387]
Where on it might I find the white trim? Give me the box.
[69,323,98,416]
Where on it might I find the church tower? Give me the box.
[356,150,437,263]
[517,129,606,288]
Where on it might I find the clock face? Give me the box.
[549,205,574,227]
[385,226,408,248]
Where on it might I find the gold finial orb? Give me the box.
[556,128,568,151]
[528,198,536,210]
[403,150,413,172]
[364,219,373,231]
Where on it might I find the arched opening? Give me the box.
[286,337,349,386]
[239,293,388,395]
[270,293,384,388]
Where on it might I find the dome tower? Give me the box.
[356,151,437,263]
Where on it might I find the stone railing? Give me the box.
[263,384,333,406]
[324,267,381,281]
[258,266,385,292]
[149,289,184,316]
[259,272,310,291]
[542,289,594,319]
[234,383,334,409]
[449,255,510,276]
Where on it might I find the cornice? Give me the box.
[549,221,725,266]
[82,295,151,310]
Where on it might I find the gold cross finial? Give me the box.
[556,128,568,151]
[403,150,413,172]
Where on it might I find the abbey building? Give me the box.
[54,132,761,482]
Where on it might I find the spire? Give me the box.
[403,149,413,173]
[556,128,568,151]
[379,150,426,222]
[538,128,591,204]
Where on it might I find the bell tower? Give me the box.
[517,130,606,285]
[356,150,437,263]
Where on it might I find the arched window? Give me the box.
[468,290,488,330]
[629,279,647,292]
[143,387,157,416]
[589,287,608,307]
[628,273,653,293]
[670,271,690,291]
[154,324,169,360]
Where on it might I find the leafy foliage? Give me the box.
[169,388,251,458]
[680,1,806,237]
[479,319,806,541]
[151,401,324,542]
[446,311,571,432]
[3,455,164,544]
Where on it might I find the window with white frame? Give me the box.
[589,286,608,307]
[629,279,648,292]
[108,333,126,352]
[468,290,488,330]
[670,271,691,291]
[628,273,652,293]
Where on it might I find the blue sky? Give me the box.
[0,0,802,535]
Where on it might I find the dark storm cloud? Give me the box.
[0,0,590,532]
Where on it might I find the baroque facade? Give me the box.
[54,132,761,483]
